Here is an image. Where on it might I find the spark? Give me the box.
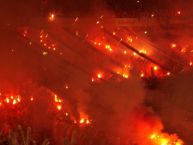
[123,50,128,55]
[79,118,91,125]
[151,13,155,18]
[167,72,171,76]
[105,44,113,52]
[48,13,55,21]
[124,64,130,68]
[17,96,21,102]
[79,118,85,124]
[127,36,133,43]
[180,48,186,53]
[5,98,10,103]
[74,17,79,23]
[139,49,147,54]
[43,43,47,47]
[74,120,77,124]
[140,73,145,78]
[97,72,103,79]
[171,43,177,48]
[65,85,69,89]
[22,30,28,37]
[86,119,90,124]
[177,10,181,15]
[189,61,193,66]
[57,105,62,111]
[133,52,137,56]
[54,94,62,103]
[122,73,129,78]
[98,42,101,46]
[12,100,17,105]
[153,66,159,71]
[91,77,95,82]
[65,112,69,116]
[42,51,48,56]
[30,97,34,101]
[94,41,97,45]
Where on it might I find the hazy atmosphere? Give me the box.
[0,0,192,145]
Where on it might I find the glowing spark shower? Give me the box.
[1,0,193,144]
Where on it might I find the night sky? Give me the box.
[1,0,193,17]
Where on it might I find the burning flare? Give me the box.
[149,132,183,145]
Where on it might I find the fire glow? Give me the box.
[15,9,193,144]
[0,93,21,106]
[134,115,184,145]
[149,132,183,145]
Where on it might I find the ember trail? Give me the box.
[0,0,192,145]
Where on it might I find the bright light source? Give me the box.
[140,73,145,78]
[48,13,55,21]
[171,43,177,48]
[177,10,181,15]
[57,105,62,111]
[97,73,103,79]
[153,66,158,71]
[189,61,193,66]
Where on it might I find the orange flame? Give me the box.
[149,132,183,145]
